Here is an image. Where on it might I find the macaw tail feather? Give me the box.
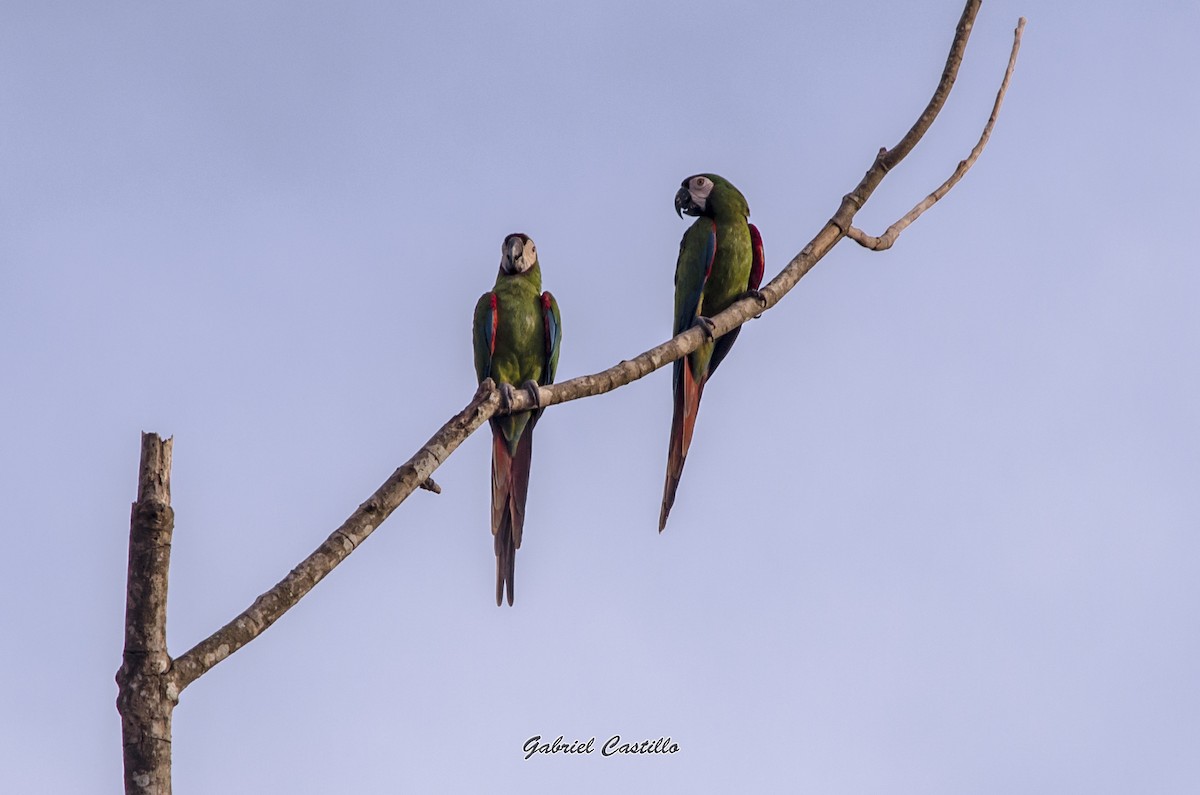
[659,357,704,531]
[491,425,533,606]
[707,325,742,381]
[495,523,516,607]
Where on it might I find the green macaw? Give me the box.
[472,233,562,605]
[660,174,764,531]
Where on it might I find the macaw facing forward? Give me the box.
[660,174,764,531]
[473,233,562,605]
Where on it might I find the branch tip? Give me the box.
[848,6,1024,252]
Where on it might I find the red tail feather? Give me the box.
[491,426,534,605]
[659,357,704,531]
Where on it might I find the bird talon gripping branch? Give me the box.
[498,382,518,413]
[520,379,543,410]
[742,288,768,319]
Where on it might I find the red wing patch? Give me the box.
[705,219,717,280]
[748,222,764,291]
[488,293,499,356]
[540,292,553,358]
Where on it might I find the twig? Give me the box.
[847,17,1026,250]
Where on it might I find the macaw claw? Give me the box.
[743,288,767,308]
[694,315,718,342]
[742,288,768,318]
[498,382,518,412]
[520,379,543,410]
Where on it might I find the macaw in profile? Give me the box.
[472,233,562,605]
[660,174,764,531]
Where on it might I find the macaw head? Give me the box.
[499,233,538,274]
[675,174,750,219]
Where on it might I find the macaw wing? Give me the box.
[540,291,562,386]
[706,222,762,379]
[472,291,499,383]
[748,222,765,292]
[673,218,718,336]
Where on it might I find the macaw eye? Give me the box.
[692,176,710,190]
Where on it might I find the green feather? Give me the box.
[675,174,753,383]
[472,261,559,452]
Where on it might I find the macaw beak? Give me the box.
[675,186,702,218]
[500,237,522,273]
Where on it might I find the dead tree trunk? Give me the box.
[116,434,177,794]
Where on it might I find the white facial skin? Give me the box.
[687,175,714,212]
[501,235,536,274]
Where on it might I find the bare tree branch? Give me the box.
[163,0,1018,696]
[171,383,494,690]
[116,433,177,794]
[848,17,1027,250]
[505,0,991,416]
[113,7,1030,792]
[163,0,1018,697]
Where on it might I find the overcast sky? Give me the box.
[4,1,1200,792]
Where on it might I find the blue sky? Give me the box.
[4,1,1200,792]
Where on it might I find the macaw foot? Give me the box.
[741,288,768,318]
[520,379,543,410]
[498,382,518,412]
[693,315,718,342]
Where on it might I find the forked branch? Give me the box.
[847,17,1026,251]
